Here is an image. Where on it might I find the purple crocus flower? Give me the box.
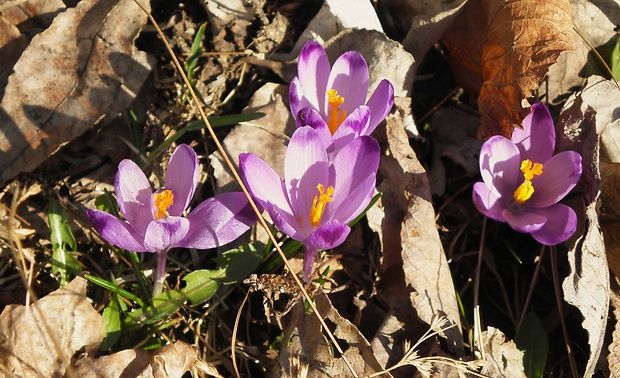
[289,41,394,137]
[86,144,256,296]
[240,126,380,281]
[472,103,582,245]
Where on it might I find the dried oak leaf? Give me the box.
[366,113,463,363]
[609,287,620,377]
[279,290,391,378]
[480,327,526,377]
[443,0,574,139]
[0,277,105,377]
[557,76,613,378]
[74,341,196,378]
[0,0,154,186]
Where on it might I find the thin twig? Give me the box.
[550,246,579,378]
[131,1,359,376]
[517,245,545,330]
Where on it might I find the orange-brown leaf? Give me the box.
[443,0,574,139]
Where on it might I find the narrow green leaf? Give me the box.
[515,312,548,378]
[48,199,81,286]
[84,274,144,307]
[100,293,122,351]
[123,269,224,328]
[610,34,620,80]
[145,112,266,164]
[215,243,264,284]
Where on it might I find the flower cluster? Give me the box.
[472,103,582,245]
[86,41,393,292]
[241,41,393,281]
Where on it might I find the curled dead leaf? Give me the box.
[0,277,105,377]
[443,0,575,138]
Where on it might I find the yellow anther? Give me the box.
[520,160,543,181]
[326,89,347,134]
[513,160,543,204]
[153,190,174,220]
[309,184,335,227]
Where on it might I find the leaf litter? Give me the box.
[0,0,619,377]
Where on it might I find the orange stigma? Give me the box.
[513,160,543,204]
[326,89,347,134]
[153,190,174,219]
[309,184,334,227]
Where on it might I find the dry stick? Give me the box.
[131,2,359,376]
[231,291,250,378]
[472,216,487,357]
[549,246,579,378]
[516,245,546,331]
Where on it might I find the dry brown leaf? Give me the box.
[291,0,384,54]
[0,15,27,99]
[443,0,574,138]
[0,0,154,186]
[0,277,105,377]
[609,286,620,377]
[1,0,65,30]
[556,76,620,282]
[209,82,294,193]
[480,327,526,377]
[391,0,467,63]
[558,76,614,378]
[366,113,463,360]
[279,290,391,378]
[545,0,620,104]
[74,341,197,378]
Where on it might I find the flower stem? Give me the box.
[303,245,317,283]
[152,249,169,297]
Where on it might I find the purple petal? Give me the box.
[267,201,304,240]
[297,107,333,150]
[528,151,582,208]
[303,220,350,250]
[502,208,546,234]
[239,153,292,215]
[529,204,578,245]
[327,51,369,115]
[512,102,555,163]
[333,105,371,138]
[365,79,394,134]
[292,161,332,232]
[115,159,154,235]
[331,174,375,224]
[472,182,507,222]
[165,144,199,216]
[143,217,190,251]
[289,77,313,127]
[297,41,330,114]
[479,136,522,197]
[180,192,257,249]
[86,209,149,252]
[329,136,379,222]
[284,127,328,191]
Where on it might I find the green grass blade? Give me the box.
[48,199,81,286]
[515,312,548,378]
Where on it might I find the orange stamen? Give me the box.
[326,89,347,134]
[153,190,174,220]
[513,160,543,204]
[309,184,334,227]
